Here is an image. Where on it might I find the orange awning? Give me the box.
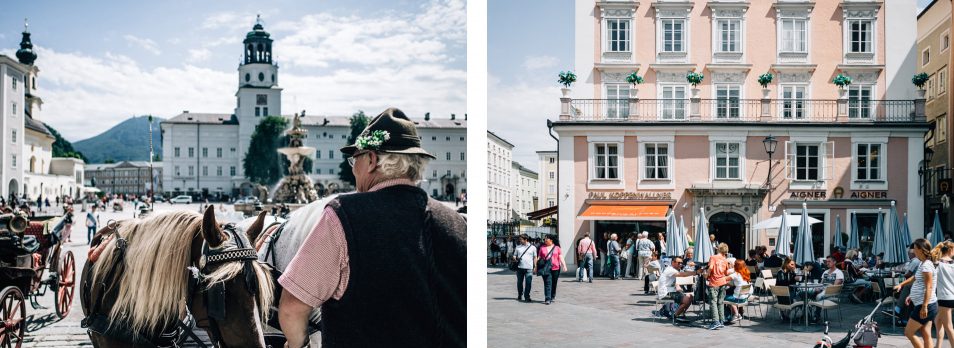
[579,205,670,221]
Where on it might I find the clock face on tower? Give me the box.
[245,73,250,82]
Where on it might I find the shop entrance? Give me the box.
[709,212,746,258]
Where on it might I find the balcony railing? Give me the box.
[561,97,925,123]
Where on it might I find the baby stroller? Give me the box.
[814,299,885,348]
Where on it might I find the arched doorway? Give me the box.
[7,179,17,198]
[445,183,455,199]
[709,212,746,259]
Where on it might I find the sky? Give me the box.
[0,0,465,142]
[488,0,573,169]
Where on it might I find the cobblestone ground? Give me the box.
[487,266,914,348]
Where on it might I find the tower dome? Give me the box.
[243,15,273,65]
[16,19,37,65]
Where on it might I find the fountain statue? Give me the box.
[272,111,319,204]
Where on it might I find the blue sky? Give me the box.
[0,0,465,141]
[488,0,572,168]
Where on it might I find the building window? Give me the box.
[230,148,236,153]
[661,85,687,120]
[202,166,208,176]
[216,148,222,158]
[316,168,321,174]
[715,85,741,119]
[848,85,873,118]
[188,147,194,158]
[923,48,931,66]
[549,171,555,179]
[717,19,741,52]
[848,20,873,53]
[781,85,807,119]
[11,155,15,167]
[217,166,222,176]
[432,136,437,141]
[433,170,438,178]
[780,19,808,53]
[940,68,948,96]
[175,166,180,176]
[329,168,335,175]
[445,136,451,141]
[11,103,16,116]
[939,115,948,144]
[856,144,881,181]
[662,19,685,52]
[11,78,16,90]
[11,130,15,143]
[175,147,180,157]
[714,142,741,179]
[460,152,465,161]
[460,136,465,141]
[256,94,267,105]
[593,143,619,179]
[230,166,236,176]
[263,107,268,116]
[202,148,208,157]
[549,157,555,164]
[328,150,334,159]
[644,143,670,179]
[255,107,261,117]
[943,31,951,52]
[188,166,194,176]
[446,152,451,161]
[606,19,631,52]
[606,84,630,118]
[794,144,819,181]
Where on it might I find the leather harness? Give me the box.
[82,223,262,348]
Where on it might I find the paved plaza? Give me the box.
[487,267,915,348]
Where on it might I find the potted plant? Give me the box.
[626,71,644,98]
[758,73,774,98]
[686,71,704,98]
[558,71,577,97]
[833,73,853,98]
[913,72,930,98]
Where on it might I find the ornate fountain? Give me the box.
[271,111,319,204]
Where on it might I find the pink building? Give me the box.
[553,0,928,265]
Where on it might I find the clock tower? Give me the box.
[235,15,282,179]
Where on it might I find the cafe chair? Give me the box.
[810,285,844,327]
[761,269,775,279]
[770,285,804,330]
[725,284,754,327]
[871,282,898,331]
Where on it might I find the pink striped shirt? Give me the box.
[278,179,417,307]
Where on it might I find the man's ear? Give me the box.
[366,152,378,174]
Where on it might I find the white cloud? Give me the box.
[523,55,559,71]
[123,35,161,55]
[188,48,212,61]
[487,75,561,167]
[202,12,241,30]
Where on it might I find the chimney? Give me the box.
[425,112,430,121]
[451,113,456,120]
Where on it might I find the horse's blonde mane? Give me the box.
[92,211,273,335]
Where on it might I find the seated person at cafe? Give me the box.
[745,249,758,267]
[832,246,846,263]
[764,250,784,268]
[723,259,753,323]
[774,257,798,319]
[653,256,701,322]
[810,256,845,321]
[643,253,662,294]
[841,250,872,303]
[683,248,696,272]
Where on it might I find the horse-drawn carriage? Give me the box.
[0,214,77,347]
[112,201,123,212]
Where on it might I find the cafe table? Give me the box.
[791,282,827,332]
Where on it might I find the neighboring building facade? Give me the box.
[920,0,954,234]
[85,161,161,197]
[537,150,558,209]
[553,0,927,268]
[488,131,514,222]
[511,161,539,220]
[161,17,466,200]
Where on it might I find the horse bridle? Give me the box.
[83,222,265,348]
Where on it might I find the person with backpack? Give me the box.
[577,234,597,283]
[512,234,536,302]
[635,231,655,280]
[535,234,567,305]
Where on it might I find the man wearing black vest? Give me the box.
[277,108,467,347]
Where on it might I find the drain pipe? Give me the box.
[547,119,558,241]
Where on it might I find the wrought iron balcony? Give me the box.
[560,97,926,123]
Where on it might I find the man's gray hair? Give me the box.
[376,152,430,181]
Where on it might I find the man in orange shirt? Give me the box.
[705,243,732,330]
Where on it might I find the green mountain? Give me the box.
[44,124,86,161]
[73,116,164,164]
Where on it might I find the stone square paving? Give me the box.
[487,267,914,348]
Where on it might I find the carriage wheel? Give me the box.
[0,286,26,348]
[54,251,75,319]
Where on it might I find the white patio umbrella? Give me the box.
[931,210,945,247]
[833,214,845,250]
[752,214,823,230]
[793,203,815,265]
[693,207,713,264]
[666,213,686,257]
[871,208,886,258]
[847,211,861,250]
[774,210,793,257]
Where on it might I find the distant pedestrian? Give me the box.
[535,234,566,305]
[577,234,596,283]
[62,207,74,243]
[86,210,97,245]
[489,236,501,266]
[706,243,732,330]
[607,233,621,280]
[635,231,655,280]
[512,234,536,302]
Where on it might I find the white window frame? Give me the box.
[940,67,948,96]
[712,141,744,180]
[605,18,632,53]
[943,29,951,53]
[658,84,688,120]
[779,84,809,120]
[606,84,631,119]
[923,48,931,67]
[660,18,686,53]
[779,18,808,53]
[588,136,625,189]
[939,114,948,145]
[852,143,885,181]
[850,135,889,190]
[784,137,833,190]
[638,134,675,189]
[713,84,742,119]
[846,19,874,54]
[847,84,875,119]
[716,19,742,53]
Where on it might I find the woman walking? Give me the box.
[706,243,732,330]
[895,238,938,348]
[934,241,954,348]
[535,235,567,305]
